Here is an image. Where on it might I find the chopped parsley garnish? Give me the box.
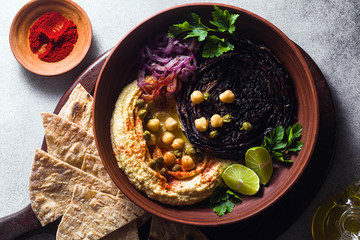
[261,123,304,163]
[168,6,239,58]
[210,186,242,216]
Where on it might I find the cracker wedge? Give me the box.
[81,153,117,190]
[56,185,144,240]
[148,216,208,240]
[29,149,119,226]
[58,83,93,134]
[41,112,99,168]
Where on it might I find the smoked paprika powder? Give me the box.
[29,12,78,62]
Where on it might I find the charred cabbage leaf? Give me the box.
[176,39,297,160]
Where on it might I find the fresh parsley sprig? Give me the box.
[210,186,242,216]
[261,123,304,163]
[168,6,239,58]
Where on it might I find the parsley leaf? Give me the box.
[168,6,239,58]
[210,186,242,216]
[212,200,234,216]
[261,123,304,163]
[184,13,211,41]
[210,5,239,34]
[168,21,193,37]
[185,28,208,42]
[188,13,209,30]
[226,189,242,204]
[203,35,234,58]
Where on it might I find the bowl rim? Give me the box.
[94,2,319,226]
[9,0,92,76]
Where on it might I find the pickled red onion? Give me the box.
[137,33,197,102]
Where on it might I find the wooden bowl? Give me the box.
[9,0,92,76]
[93,3,319,226]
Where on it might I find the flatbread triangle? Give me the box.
[41,112,99,169]
[58,83,94,134]
[56,185,144,240]
[29,148,120,226]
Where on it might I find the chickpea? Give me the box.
[146,119,160,132]
[171,138,185,150]
[190,90,204,104]
[182,155,195,171]
[194,117,208,132]
[147,134,157,146]
[161,132,175,145]
[164,152,176,167]
[165,117,178,131]
[219,90,235,103]
[210,114,223,128]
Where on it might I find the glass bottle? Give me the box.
[312,181,360,240]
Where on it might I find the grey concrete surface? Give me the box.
[0,0,359,239]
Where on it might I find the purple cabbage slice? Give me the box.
[176,39,297,160]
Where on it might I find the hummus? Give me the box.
[111,80,232,206]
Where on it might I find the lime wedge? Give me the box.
[245,147,273,185]
[222,164,260,195]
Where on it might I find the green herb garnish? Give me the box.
[210,186,242,216]
[261,123,304,163]
[168,6,239,58]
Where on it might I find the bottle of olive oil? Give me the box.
[312,181,360,240]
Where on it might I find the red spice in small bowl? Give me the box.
[29,12,78,62]
[10,0,92,76]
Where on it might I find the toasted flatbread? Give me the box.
[81,153,117,190]
[58,83,93,134]
[41,112,99,168]
[102,221,139,240]
[56,185,144,240]
[148,216,208,240]
[29,149,119,226]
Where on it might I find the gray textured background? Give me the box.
[1,0,359,239]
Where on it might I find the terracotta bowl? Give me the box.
[9,0,92,76]
[93,3,319,226]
